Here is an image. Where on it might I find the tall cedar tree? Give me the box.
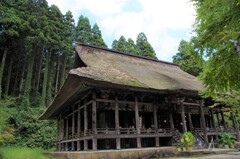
[91,23,107,48]
[75,15,92,44]
[136,32,157,59]
[173,39,204,77]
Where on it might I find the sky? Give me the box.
[47,0,196,62]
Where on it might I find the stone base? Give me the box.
[45,147,177,159]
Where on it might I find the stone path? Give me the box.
[166,151,240,159]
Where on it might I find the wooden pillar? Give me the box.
[180,102,187,132]
[169,106,174,131]
[77,141,80,151]
[65,143,68,151]
[115,96,121,149]
[71,141,74,151]
[187,106,193,131]
[84,98,88,150]
[72,108,75,139]
[66,117,69,139]
[92,92,97,150]
[216,112,221,128]
[210,110,216,129]
[153,104,159,146]
[231,112,236,129]
[199,100,208,145]
[233,113,240,141]
[77,104,81,137]
[220,111,227,129]
[57,117,60,151]
[135,96,141,148]
[77,104,81,151]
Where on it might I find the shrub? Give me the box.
[217,133,236,146]
[180,131,196,148]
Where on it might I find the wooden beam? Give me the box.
[115,96,121,149]
[199,100,208,145]
[180,102,187,132]
[96,98,152,106]
[92,92,97,150]
[135,96,141,148]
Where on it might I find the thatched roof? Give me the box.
[40,44,202,119]
[71,44,202,91]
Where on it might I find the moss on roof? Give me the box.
[71,45,202,91]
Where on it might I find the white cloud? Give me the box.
[47,0,195,62]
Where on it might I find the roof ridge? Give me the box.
[73,41,179,67]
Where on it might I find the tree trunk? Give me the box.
[41,48,51,105]
[46,57,55,106]
[35,43,45,96]
[55,56,60,93]
[34,45,44,97]
[60,53,66,87]
[0,47,7,99]
[5,57,13,96]
[23,49,35,101]
[19,56,26,97]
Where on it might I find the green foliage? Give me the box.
[0,147,57,159]
[173,39,204,76]
[136,32,157,59]
[91,23,107,48]
[0,128,15,146]
[75,15,92,44]
[8,97,57,149]
[217,133,236,146]
[209,91,240,112]
[0,97,15,146]
[111,33,157,59]
[179,131,196,147]
[192,0,240,94]
[112,36,128,52]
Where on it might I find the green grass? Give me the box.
[0,147,58,159]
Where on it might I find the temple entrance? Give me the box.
[157,113,170,128]
[192,114,201,128]
[173,113,183,132]
[119,111,135,128]
[139,112,154,129]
